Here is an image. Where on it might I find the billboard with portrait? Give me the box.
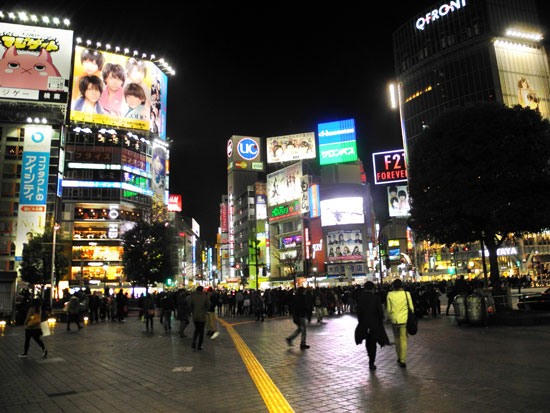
[326,229,364,262]
[494,40,550,120]
[266,132,316,164]
[70,46,168,136]
[0,22,73,103]
[267,162,303,207]
[320,197,364,227]
[388,185,411,217]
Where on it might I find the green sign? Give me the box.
[269,200,301,221]
[319,141,358,165]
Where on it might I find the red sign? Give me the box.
[167,194,182,212]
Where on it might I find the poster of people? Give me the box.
[70,46,167,136]
[266,132,316,164]
[494,40,550,120]
[267,161,302,207]
[388,185,411,217]
[326,229,364,262]
[0,22,73,101]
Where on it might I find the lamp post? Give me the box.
[50,223,60,310]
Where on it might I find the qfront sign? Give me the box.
[372,149,407,185]
[415,0,467,31]
[317,119,358,166]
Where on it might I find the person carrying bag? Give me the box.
[19,298,48,358]
[386,279,414,368]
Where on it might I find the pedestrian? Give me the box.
[176,290,190,337]
[386,279,414,368]
[355,282,390,370]
[206,287,220,339]
[88,291,100,323]
[19,298,47,358]
[66,294,82,331]
[190,286,209,350]
[285,287,310,349]
[143,292,155,332]
[116,289,127,322]
[314,289,323,323]
[161,292,174,331]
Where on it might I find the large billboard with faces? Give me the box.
[266,132,316,164]
[326,229,364,262]
[70,46,168,137]
[0,22,73,103]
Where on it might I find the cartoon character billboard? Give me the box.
[70,46,168,136]
[0,22,73,102]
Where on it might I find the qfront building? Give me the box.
[393,0,550,278]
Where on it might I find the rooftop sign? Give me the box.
[415,0,466,31]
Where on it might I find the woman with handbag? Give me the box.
[386,279,414,368]
[19,298,47,358]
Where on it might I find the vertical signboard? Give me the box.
[318,119,358,165]
[15,125,53,257]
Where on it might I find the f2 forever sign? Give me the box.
[317,118,358,166]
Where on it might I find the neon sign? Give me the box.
[415,0,466,31]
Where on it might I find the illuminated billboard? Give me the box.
[267,162,303,207]
[318,119,358,165]
[320,197,364,227]
[70,46,168,136]
[494,39,550,120]
[167,194,182,212]
[326,229,364,262]
[372,149,407,185]
[388,185,411,217]
[0,22,73,103]
[15,125,53,258]
[266,132,316,163]
[227,135,264,172]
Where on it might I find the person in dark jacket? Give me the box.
[355,281,390,370]
[285,287,309,349]
[190,286,209,350]
[176,290,190,337]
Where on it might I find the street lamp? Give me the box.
[50,223,60,310]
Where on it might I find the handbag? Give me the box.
[40,321,51,337]
[405,292,418,335]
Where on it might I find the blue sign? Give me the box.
[317,119,358,165]
[237,138,259,160]
[19,151,50,205]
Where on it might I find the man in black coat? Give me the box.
[355,281,390,370]
[286,287,309,349]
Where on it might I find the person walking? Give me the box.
[285,287,309,349]
[66,294,82,331]
[176,290,190,337]
[19,298,47,358]
[355,282,390,370]
[386,279,414,368]
[161,292,174,332]
[143,292,155,333]
[190,286,209,350]
[206,287,220,339]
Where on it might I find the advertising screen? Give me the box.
[0,22,73,103]
[167,194,182,212]
[320,197,364,227]
[70,46,168,135]
[494,40,550,120]
[318,119,358,165]
[267,162,303,207]
[266,132,316,163]
[388,185,411,217]
[326,229,364,262]
[372,149,407,185]
[15,125,52,258]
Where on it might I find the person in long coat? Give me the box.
[355,281,390,370]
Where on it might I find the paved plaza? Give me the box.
[1,308,549,413]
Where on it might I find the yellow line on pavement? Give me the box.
[219,318,294,413]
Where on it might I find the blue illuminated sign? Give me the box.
[237,138,259,161]
[317,119,358,165]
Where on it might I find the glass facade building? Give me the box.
[393,0,548,143]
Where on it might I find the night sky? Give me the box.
[14,1,550,244]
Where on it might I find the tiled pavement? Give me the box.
[1,309,549,413]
